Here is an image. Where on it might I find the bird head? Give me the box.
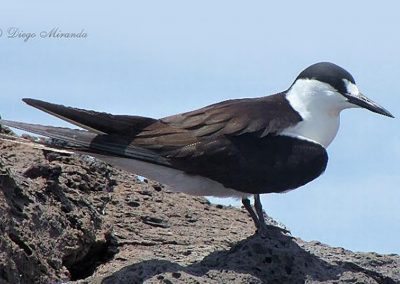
[288,62,394,118]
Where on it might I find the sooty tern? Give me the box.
[0,62,394,235]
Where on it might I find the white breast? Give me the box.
[280,112,340,148]
[281,79,348,148]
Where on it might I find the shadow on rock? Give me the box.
[101,226,373,284]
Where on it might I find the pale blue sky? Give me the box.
[0,1,399,254]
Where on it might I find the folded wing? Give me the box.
[1,96,312,194]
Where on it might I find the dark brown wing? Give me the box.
[160,93,301,138]
[131,93,303,152]
[18,95,305,163]
[21,94,302,152]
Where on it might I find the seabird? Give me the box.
[0,62,394,235]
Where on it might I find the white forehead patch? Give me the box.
[343,79,359,96]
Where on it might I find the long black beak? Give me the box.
[345,93,394,118]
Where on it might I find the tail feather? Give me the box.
[1,119,96,147]
[0,119,170,166]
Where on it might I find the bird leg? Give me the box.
[242,197,260,228]
[254,194,267,235]
[241,195,267,236]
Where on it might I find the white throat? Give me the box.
[280,79,351,148]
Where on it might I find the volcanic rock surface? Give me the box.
[0,126,399,284]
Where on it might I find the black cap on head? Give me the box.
[296,62,355,94]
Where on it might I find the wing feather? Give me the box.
[23,98,157,136]
[159,93,302,139]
